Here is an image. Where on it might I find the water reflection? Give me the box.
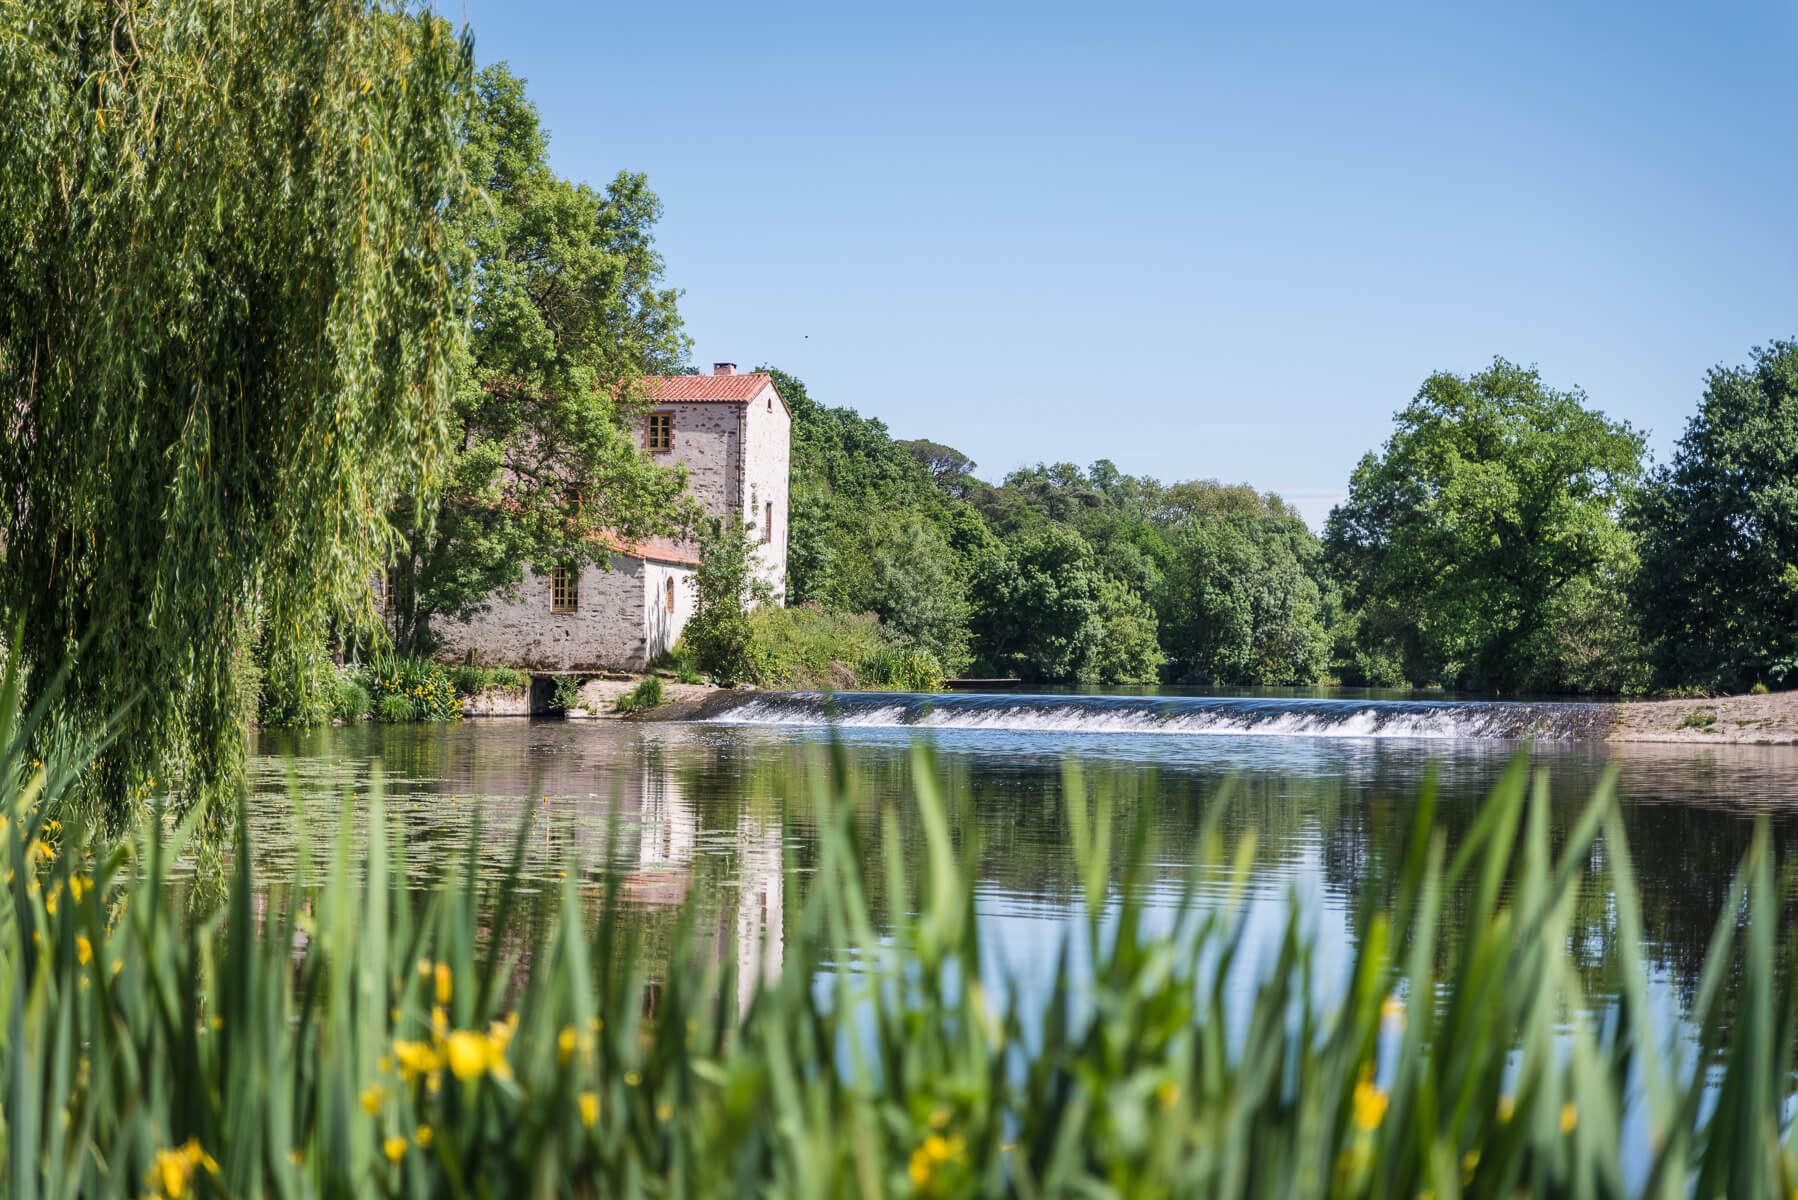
[250,719,1798,1021]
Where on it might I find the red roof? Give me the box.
[641,372,782,407]
[596,532,699,568]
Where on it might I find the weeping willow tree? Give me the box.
[0,0,475,823]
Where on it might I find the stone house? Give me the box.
[432,364,791,671]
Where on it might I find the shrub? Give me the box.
[747,605,894,689]
[614,676,664,713]
[549,674,583,713]
[448,664,530,696]
[856,647,945,692]
[329,678,370,723]
[649,647,706,685]
[683,518,773,686]
[358,655,462,723]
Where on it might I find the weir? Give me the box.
[707,691,1614,741]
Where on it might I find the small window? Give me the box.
[764,501,773,543]
[766,398,772,411]
[645,412,673,453]
[665,577,676,613]
[551,566,578,613]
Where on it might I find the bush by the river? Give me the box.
[11,655,1798,1195]
[446,664,530,697]
[359,656,462,724]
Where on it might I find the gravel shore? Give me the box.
[1607,691,1798,744]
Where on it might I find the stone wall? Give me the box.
[434,556,652,670]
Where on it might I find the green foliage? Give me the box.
[549,674,583,713]
[683,519,775,686]
[818,512,972,673]
[446,665,529,697]
[12,649,1798,1193]
[359,657,462,723]
[0,0,474,822]
[330,679,372,725]
[855,648,946,692]
[613,676,664,712]
[968,527,1106,682]
[1159,513,1331,684]
[386,64,695,654]
[1630,341,1798,691]
[1093,578,1165,684]
[743,606,893,689]
[1325,358,1645,692]
[648,646,705,685]
[254,628,337,729]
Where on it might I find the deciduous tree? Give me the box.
[1631,341,1798,690]
[0,0,473,821]
[385,65,692,654]
[1324,359,1644,692]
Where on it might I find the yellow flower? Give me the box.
[76,935,92,966]
[434,962,452,1005]
[445,1030,488,1080]
[1157,1080,1180,1110]
[417,958,432,980]
[1560,1102,1577,1135]
[68,875,86,902]
[147,1139,218,1199]
[1352,1078,1389,1132]
[923,1133,963,1162]
[557,1025,576,1065]
[624,1069,641,1087]
[393,1039,441,1082]
[1497,1094,1515,1124]
[656,1101,673,1122]
[929,1106,951,1129]
[360,1084,383,1114]
[908,1148,932,1189]
[383,1135,407,1164]
[1381,994,1406,1028]
[579,1091,599,1128]
[415,1124,432,1149]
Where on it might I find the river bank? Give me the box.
[1607,690,1798,744]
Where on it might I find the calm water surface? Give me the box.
[248,691,1798,1028]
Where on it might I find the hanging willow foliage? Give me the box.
[0,0,475,824]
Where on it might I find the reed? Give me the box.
[4,646,1798,1196]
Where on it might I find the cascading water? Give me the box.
[706,691,1613,741]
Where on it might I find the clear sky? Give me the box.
[451,0,1797,526]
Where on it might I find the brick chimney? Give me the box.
[713,362,737,376]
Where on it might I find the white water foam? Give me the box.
[707,694,1600,742]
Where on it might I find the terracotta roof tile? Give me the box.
[642,372,775,404]
[595,532,699,568]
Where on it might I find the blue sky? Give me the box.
[452,0,1797,526]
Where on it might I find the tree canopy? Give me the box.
[0,0,474,820]
[385,64,692,655]
[1631,341,1798,690]
[1324,359,1645,692]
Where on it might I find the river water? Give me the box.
[250,691,1798,1023]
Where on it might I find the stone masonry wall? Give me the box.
[434,556,651,670]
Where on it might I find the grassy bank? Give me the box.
[7,664,1798,1193]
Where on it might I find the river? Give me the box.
[245,690,1798,1027]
